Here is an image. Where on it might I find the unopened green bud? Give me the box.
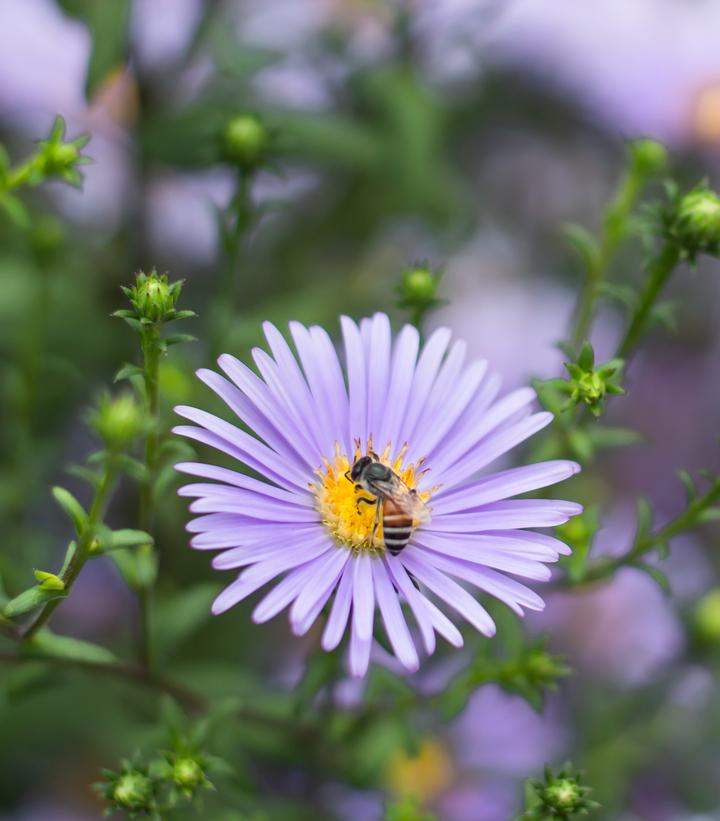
[91,392,145,450]
[173,757,204,790]
[44,142,79,173]
[545,778,582,811]
[672,187,720,257]
[694,588,720,643]
[132,270,178,322]
[629,139,667,178]
[112,771,153,811]
[564,345,624,417]
[223,114,269,170]
[525,649,570,686]
[33,116,90,187]
[528,764,598,819]
[401,266,438,306]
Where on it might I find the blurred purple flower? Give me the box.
[174,314,580,676]
[438,778,518,821]
[0,0,89,131]
[451,684,568,775]
[487,0,720,145]
[130,0,202,71]
[533,566,684,687]
[434,233,619,390]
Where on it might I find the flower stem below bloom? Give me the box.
[617,242,681,358]
[23,465,117,641]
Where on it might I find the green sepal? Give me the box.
[52,486,87,535]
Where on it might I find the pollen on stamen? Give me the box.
[312,438,431,555]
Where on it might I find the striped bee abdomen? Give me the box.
[381,498,413,555]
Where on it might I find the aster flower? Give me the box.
[174,314,581,676]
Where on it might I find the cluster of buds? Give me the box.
[396,263,444,325]
[524,763,599,819]
[661,183,720,262]
[222,113,270,172]
[96,746,216,819]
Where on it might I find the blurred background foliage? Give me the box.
[1,1,720,819]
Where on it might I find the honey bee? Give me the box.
[347,454,430,554]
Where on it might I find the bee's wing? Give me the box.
[376,475,431,524]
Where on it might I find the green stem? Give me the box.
[571,164,644,350]
[617,242,681,358]
[0,650,205,714]
[210,170,252,355]
[3,159,34,192]
[23,466,117,641]
[137,325,161,669]
[578,477,720,585]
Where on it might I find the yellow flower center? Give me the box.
[313,439,430,554]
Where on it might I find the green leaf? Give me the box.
[51,486,87,535]
[0,193,30,228]
[3,586,67,619]
[634,497,653,545]
[94,527,153,555]
[585,426,642,450]
[26,629,117,664]
[164,333,197,347]
[33,570,65,591]
[697,507,720,524]
[677,469,697,503]
[634,563,671,595]
[567,428,593,462]
[83,1,131,98]
[110,529,154,549]
[561,222,601,273]
[66,464,103,488]
[113,363,144,383]
[110,544,157,590]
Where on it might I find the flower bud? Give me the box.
[694,588,720,643]
[112,771,154,811]
[91,392,145,450]
[401,266,438,306]
[172,756,205,790]
[527,764,598,819]
[130,270,179,323]
[629,139,667,178]
[34,116,90,187]
[223,114,269,170]
[672,187,720,256]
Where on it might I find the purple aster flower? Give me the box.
[174,313,581,676]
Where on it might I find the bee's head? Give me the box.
[350,455,372,482]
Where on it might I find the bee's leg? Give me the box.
[343,470,352,483]
[370,500,382,544]
[356,496,375,511]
